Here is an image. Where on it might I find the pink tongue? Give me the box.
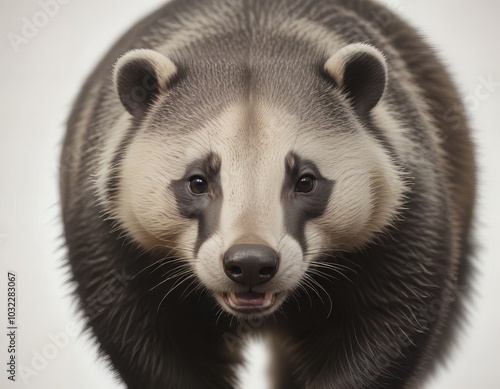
[235,292,266,306]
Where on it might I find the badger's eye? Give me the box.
[189,176,208,194]
[295,174,316,193]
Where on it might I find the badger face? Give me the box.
[106,44,407,318]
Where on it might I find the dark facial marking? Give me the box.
[170,153,222,254]
[281,152,334,250]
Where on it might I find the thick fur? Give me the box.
[60,0,476,388]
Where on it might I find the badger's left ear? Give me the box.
[113,49,178,117]
[324,43,388,116]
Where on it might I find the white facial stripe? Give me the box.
[155,7,344,58]
[94,114,132,213]
[277,17,343,56]
[371,101,414,159]
[156,3,240,54]
[202,103,293,248]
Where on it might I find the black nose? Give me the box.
[223,244,278,287]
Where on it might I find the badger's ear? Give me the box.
[113,49,177,117]
[324,43,388,116]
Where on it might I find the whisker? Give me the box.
[303,275,333,318]
[156,274,197,313]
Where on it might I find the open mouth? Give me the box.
[220,291,285,315]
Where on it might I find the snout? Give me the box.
[219,243,286,316]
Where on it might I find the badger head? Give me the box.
[105,43,407,318]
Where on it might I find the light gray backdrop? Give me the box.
[1,0,499,388]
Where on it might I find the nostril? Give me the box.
[229,266,242,275]
[259,266,275,276]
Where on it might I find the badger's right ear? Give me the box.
[113,49,178,117]
[324,43,388,117]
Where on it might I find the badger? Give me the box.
[60,0,476,388]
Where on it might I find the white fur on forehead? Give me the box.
[324,43,388,86]
[113,48,178,92]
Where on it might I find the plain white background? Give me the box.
[0,0,499,388]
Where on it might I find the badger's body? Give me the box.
[60,0,476,388]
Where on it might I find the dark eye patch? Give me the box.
[169,152,222,254]
[282,152,334,250]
